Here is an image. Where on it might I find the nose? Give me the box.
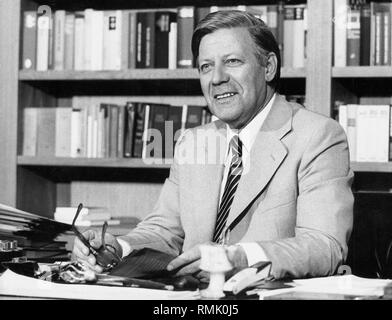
[212,64,229,85]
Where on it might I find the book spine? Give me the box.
[185,105,203,129]
[128,11,137,69]
[55,107,72,157]
[155,12,171,68]
[64,13,75,70]
[84,9,94,70]
[374,12,382,66]
[103,10,122,70]
[177,6,194,68]
[338,104,348,134]
[383,10,390,65]
[370,2,375,65]
[167,106,183,158]
[267,5,278,41]
[292,5,305,68]
[22,11,37,70]
[74,12,85,70]
[121,10,130,70]
[346,104,358,162]
[346,5,361,66]
[109,105,119,158]
[22,108,38,156]
[168,21,178,69]
[145,12,156,68]
[124,102,136,158]
[37,108,56,156]
[117,104,125,158]
[54,10,66,70]
[283,5,295,68]
[133,103,145,158]
[36,14,50,71]
[360,2,370,66]
[47,12,54,69]
[70,108,83,157]
[277,1,285,66]
[334,0,348,67]
[142,104,151,159]
[91,10,104,70]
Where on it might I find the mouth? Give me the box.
[213,92,238,101]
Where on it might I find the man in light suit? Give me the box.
[73,10,353,280]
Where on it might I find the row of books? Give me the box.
[22,101,211,159]
[338,104,392,162]
[334,0,392,66]
[21,3,308,71]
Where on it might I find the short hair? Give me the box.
[191,10,281,90]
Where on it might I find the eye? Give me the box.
[199,63,212,73]
[225,58,242,66]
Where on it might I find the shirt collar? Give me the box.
[226,93,276,153]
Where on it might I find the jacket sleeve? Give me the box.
[258,118,354,279]
[117,131,189,256]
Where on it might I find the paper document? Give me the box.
[292,275,392,297]
[0,270,199,300]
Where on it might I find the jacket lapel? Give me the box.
[226,94,293,229]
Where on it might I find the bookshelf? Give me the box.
[0,0,390,223]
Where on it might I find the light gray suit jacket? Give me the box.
[119,94,354,279]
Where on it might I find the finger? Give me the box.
[174,260,201,276]
[167,247,201,271]
[193,270,210,283]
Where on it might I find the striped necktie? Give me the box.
[213,135,243,243]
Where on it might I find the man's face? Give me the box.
[198,27,270,129]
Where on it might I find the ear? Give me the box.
[264,53,278,82]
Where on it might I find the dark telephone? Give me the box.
[72,203,122,271]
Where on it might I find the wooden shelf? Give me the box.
[351,162,392,173]
[333,66,392,78]
[19,67,306,81]
[17,156,171,169]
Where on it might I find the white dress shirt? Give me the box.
[119,93,276,266]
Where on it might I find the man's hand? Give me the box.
[72,229,122,273]
[166,243,249,282]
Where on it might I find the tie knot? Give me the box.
[230,135,242,158]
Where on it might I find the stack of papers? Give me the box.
[257,275,392,299]
[0,269,200,300]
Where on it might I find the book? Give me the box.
[146,103,170,158]
[167,106,183,158]
[267,5,278,39]
[70,107,83,157]
[360,2,371,66]
[124,102,136,158]
[334,0,348,67]
[185,105,203,129]
[74,12,85,70]
[346,3,361,66]
[117,104,126,158]
[356,105,390,162]
[277,1,285,63]
[64,13,75,70]
[346,104,358,162]
[91,10,104,70]
[22,107,38,156]
[103,10,122,70]
[177,6,194,68]
[168,21,178,69]
[120,10,130,70]
[292,5,306,68]
[37,108,56,156]
[128,11,137,69]
[136,11,147,68]
[22,11,37,70]
[55,107,72,157]
[283,5,295,68]
[53,10,66,70]
[133,103,146,158]
[155,11,177,68]
[109,104,119,158]
[36,13,50,71]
